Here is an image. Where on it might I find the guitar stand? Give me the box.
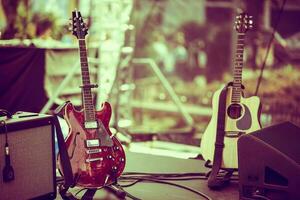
[104,183,127,199]
[81,188,98,200]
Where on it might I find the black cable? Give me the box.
[105,183,142,200]
[56,171,236,199]
[118,177,209,188]
[121,176,238,183]
[122,175,207,180]
[119,177,212,200]
[118,179,142,188]
[74,188,88,196]
[252,194,271,200]
[2,120,9,148]
[1,120,15,182]
[122,172,207,177]
[254,0,287,95]
[0,120,9,145]
[124,190,142,200]
[121,171,239,182]
[123,171,238,177]
[122,173,205,179]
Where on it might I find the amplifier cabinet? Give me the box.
[0,113,56,200]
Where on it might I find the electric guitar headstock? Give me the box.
[71,10,88,39]
[234,12,253,33]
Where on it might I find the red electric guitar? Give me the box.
[58,10,126,188]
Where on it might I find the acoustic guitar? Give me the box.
[201,13,261,169]
[58,10,126,188]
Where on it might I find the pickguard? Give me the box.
[97,120,113,147]
[237,104,251,130]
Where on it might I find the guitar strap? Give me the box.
[53,104,77,199]
[207,85,233,189]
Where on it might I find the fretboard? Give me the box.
[231,33,245,103]
[79,39,96,122]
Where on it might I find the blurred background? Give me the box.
[0,0,300,157]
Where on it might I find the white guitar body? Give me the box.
[201,86,261,169]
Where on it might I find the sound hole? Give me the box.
[227,103,243,119]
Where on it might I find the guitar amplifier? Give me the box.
[0,112,56,200]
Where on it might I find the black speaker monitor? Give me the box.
[238,121,300,200]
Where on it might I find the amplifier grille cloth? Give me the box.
[0,125,54,200]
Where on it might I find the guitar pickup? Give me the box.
[85,139,100,147]
[86,149,102,154]
[84,121,98,129]
[85,157,103,163]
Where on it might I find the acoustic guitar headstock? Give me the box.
[234,12,253,33]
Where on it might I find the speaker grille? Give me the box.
[0,125,55,200]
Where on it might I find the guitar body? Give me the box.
[201,86,261,169]
[58,101,126,188]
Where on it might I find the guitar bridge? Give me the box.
[86,149,102,154]
[225,131,244,137]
